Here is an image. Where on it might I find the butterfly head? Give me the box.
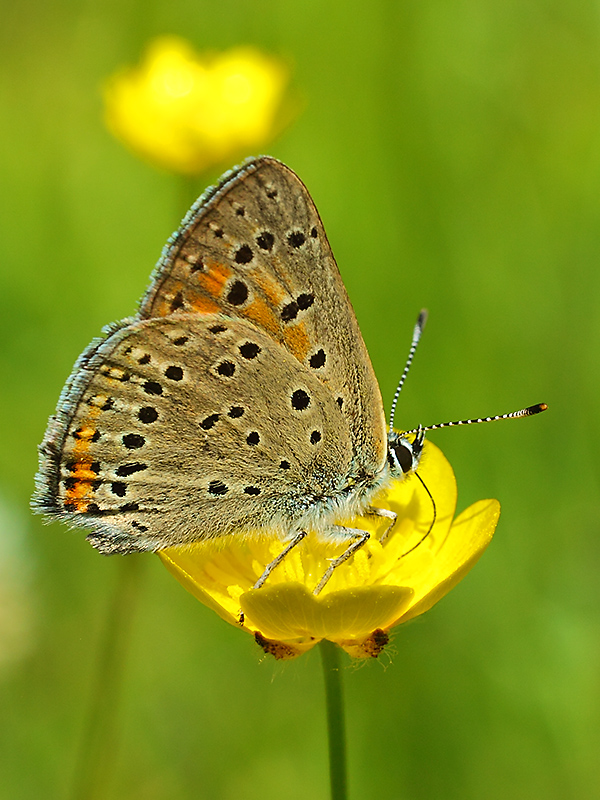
[386,426,425,478]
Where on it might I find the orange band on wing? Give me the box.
[186,292,221,314]
[73,426,97,441]
[65,405,102,511]
[196,261,233,297]
[69,463,100,481]
[243,297,281,336]
[283,322,310,362]
[253,273,286,306]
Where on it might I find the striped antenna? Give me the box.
[401,403,548,436]
[389,309,428,432]
[395,404,547,560]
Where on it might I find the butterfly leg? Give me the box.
[238,531,308,626]
[313,527,370,596]
[367,506,397,544]
[252,530,308,590]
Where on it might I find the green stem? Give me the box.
[319,639,348,800]
[70,556,144,800]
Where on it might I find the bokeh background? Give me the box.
[1,1,599,798]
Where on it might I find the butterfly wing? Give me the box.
[139,157,387,481]
[34,314,355,553]
[34,157,388,553]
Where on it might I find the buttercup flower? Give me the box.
[159,442,500,659]
[104,37,294,175]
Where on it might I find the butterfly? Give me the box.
[32,157,545,592]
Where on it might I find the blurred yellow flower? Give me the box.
[159,442,500,660]
[104,37,294,175]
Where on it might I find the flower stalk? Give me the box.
[70,557,144,800]
[320,640,348,800]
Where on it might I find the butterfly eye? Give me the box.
[392,442,414,474]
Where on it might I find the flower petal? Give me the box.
[240,582,414,641]
[157,438,498,658]
[395,498,501,624]
[103,37,294,176]
[159,548,241,626]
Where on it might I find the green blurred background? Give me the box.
[1,1,598,798]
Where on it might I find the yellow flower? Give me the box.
[103,37,294,176]
[159,442,500,659]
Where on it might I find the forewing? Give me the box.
[139,157,387,477]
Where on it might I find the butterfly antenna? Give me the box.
[389,309,428,433]
[396,406,547,559]
[401,403,548,436]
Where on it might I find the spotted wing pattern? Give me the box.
[33,158,387,553]
[139,157,387,478]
